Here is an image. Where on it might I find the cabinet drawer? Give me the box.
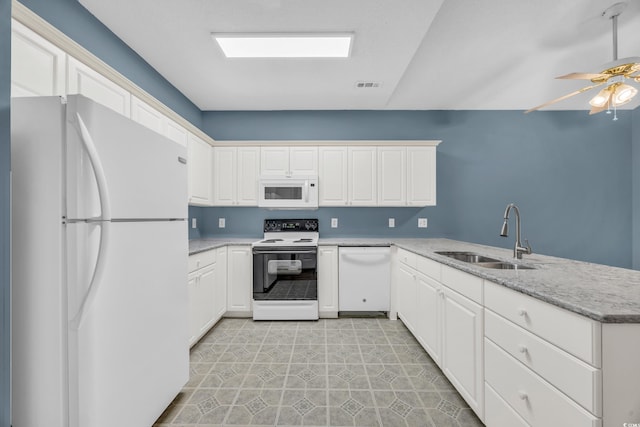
[485,383,530,427]
[441,265,483,304]
[416,255,441,281]
[484,281,601,367]
[485,309,601,415]
[396,248,416,269]
[485,339,601,427]
[188,249,217,273]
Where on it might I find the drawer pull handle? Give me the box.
[518,391,528,401]
[518,345,528,354]
[518,308,527,317]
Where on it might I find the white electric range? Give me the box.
[251,219,319,320]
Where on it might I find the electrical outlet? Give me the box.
[418,218,428,228]
[191,218,197,229]
[218,218,226,228]
[388,218,395,228]
[331,218,338,228]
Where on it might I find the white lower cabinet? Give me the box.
[227,245,252,316]
[396,248,484,421]
[441,286,484,419]
[485,339,599,426]
[414,273,442,365]
[396,263,418,333]
[188,249,226,347]
[318,245,339,318]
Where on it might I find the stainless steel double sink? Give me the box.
[435,251,535,270]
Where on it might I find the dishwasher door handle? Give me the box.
[340,253,390,265]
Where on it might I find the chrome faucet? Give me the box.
[500,203,532,259]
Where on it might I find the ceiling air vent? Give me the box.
[355,81,381,88]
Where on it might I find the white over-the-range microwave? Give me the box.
[258,176,319,209]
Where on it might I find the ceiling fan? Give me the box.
[526,2,640,117]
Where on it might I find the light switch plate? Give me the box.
[418,218,428,228]
[219,218,226,228]
[191,218,197,229]
[331,218,338,228]
[388,218,395,228]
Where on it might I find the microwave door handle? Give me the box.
[304,180,309,202]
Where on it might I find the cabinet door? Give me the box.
[348,147,377,206]
[214,248,228,321]
[131,95,166,135]
[318,147,348,206]
[396,264,417,333]
[165,119,189,148]
[227,246,252,314]
[289,146,318,175]
[199,264,217,333]
[188,134,212,206]
[11,20,66,97]
[212,147,236,206]
[318,246,339,317]
[67,56,131,116]
[415,273,442,365]
[260,146,289,175]
[236,147,260,205]
[378,146,406,206]
[187,272,200,346]
[441,287,484,419]
[407,146,436,206]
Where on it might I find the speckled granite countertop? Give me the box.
[189,237,640,323]
[189,238,257,255]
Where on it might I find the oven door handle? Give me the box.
[253,249,317,255]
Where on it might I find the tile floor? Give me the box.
[154,317,484,427]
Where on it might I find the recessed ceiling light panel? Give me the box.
[212,33,353,58]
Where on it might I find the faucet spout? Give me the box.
[500,203,532,259]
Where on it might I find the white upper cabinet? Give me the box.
[348,146,377,206]
[407,146,437,206]
[261,146,318,176]
[378,146,407,206]
[212,146,259,206]
[188,134,212,206]
[165,119,189,148]
[131,95,166,135]
[318,146,348,206]
[11,20,66,97]
[67,56,131,116]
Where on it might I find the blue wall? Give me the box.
[19,0,203,128]
[200,110,633,268]
[1,0,10,423]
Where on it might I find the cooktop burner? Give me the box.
[253,219,319,248]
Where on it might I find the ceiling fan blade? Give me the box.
[525,82,606,113]
[556,72,609,80]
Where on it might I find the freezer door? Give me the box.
[67,220,188,427]
[65,95,187,220]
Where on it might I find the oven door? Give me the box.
[252,247,317,301]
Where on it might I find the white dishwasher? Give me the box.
[338,247,391,312]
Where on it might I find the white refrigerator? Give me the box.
[11,95,189,427]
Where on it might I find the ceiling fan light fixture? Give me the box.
[589,86,613,107]
[612,83,638,106]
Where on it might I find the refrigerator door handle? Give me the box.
[75,113,112,221]
[70,113,113,329]
[70,220,111,329]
